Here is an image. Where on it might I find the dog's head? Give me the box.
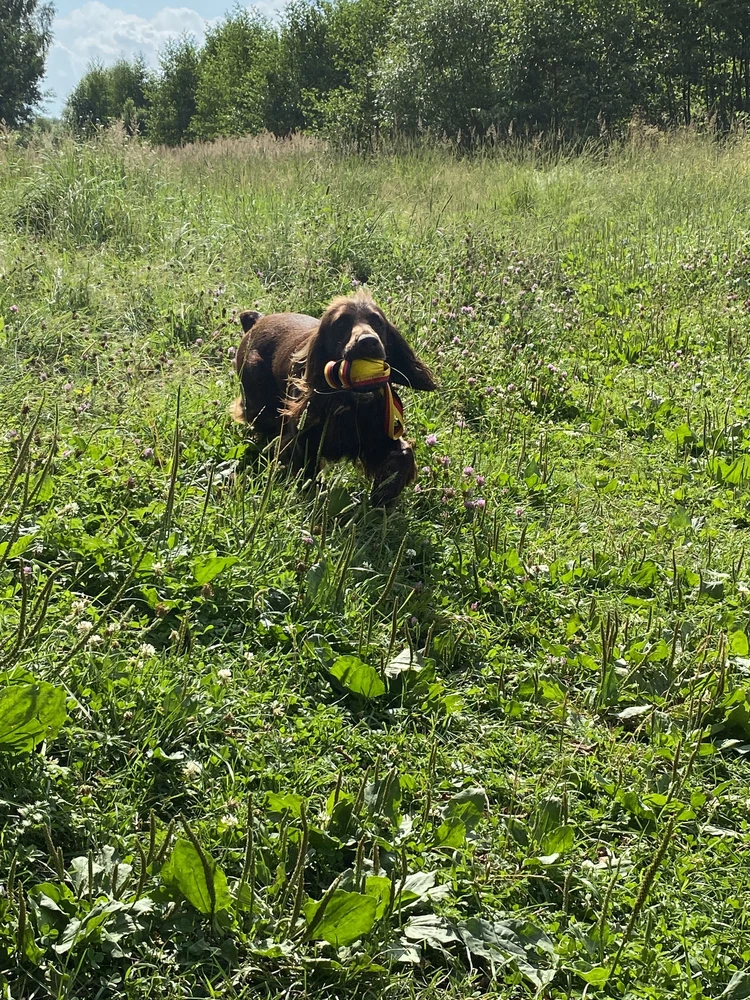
[304,291,437,394]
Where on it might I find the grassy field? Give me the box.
[2,126,750,999]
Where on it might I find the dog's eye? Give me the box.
[367,313,384,331]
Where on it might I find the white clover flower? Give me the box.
[221,813,239,828]
[217,668,232,685]
[140,643,156,657]
[71,599,88,615]
[182,760,202,780]
[56,501,80,517]
[76,620,93,635]
[87,634,104,647]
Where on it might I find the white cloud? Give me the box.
[42,1,279,115]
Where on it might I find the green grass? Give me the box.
[2,125,750,999]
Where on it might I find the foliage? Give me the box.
[191,7,276,141]
[145,37,200,146]
[376,0,504,139]
[64,57,149,135]
[0,0,54,128]
[2,128,750,997]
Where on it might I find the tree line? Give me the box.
[5,0,750,145]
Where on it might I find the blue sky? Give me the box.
[43,0,283,115]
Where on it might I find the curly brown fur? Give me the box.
[232,291,436,505]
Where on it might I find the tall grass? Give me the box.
[1,127,750,999]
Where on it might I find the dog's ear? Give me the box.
[385,322,437,391]
[239,310,263,333]
[303,322,331,390]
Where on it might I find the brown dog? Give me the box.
[232,291,436,505]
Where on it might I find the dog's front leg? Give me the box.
[370,440,417,507]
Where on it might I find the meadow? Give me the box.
[1,126,750,999]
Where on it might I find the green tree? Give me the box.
[0,0,54,127]
[501,0,654,137]
[64,57,148,134]
[267,0,345,135]
[146,37,200,145]
[192,7,275,140]
[376,0,503,139]
[300,0,393,143]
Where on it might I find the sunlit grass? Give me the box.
[1,126,750,998]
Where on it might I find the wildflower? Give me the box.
[76,620,93,635]
[140,643,156,657]
[470,601,479,611]
[195,338,203,346]
[227,347,237,359]
[514,506,525,517]
[405,548,417,557]
[474,497,486,509]
[244,650,255,664]
[421,466,431,475]
[221,813,239,828]
[425,433,438,446]
[56,501,79,516]
[71,598,88,614]
[218,668,232,685]
[152,561,164,576]
[464,499,476,510]
[301,532,314,546]
[22,564,33,576]
[439,455,451,467]
[452,336,461,345]
[141,447,154,459]
[63,382,73,392]
[182,760,203,780]
[467,376,477,386]
[413,483,422,493]
[10,304,18,314]
[87,634,104,647]
[463,466,475,477]
[475,475,486,487]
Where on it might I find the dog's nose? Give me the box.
[355,332,385,356]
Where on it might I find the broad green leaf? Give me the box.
[265,791,305,818]
[364,772,401,822]
[329,656,385,698]
[404,914,460,947]
[617,704,652,721]
[730,631,750,656]
[532,795,564,840]
[539,823,575,856]
[0,681,67,753]
[458,917,555,989]
[193,553,238,585]
[161,838,233,915]
[0,533,36,561]
[365,876,392,919]
[579,965,611,986]
[721,970,750,1000]
[433,815,466,849]
[385,648,424,679]
[443,786,488,832]
[400,871,437,900]
[304,889,377,946]
[36,474,54,503]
